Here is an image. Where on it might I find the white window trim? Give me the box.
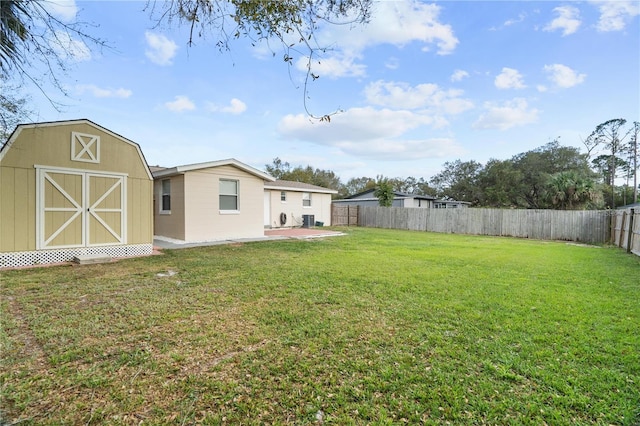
[302,192,312,208]
[219,179,239,213]
[160,179,171,215]
[71,132,101,164]
[281,191,287,203]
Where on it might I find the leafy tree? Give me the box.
[374,176,394,207]
[591,154,629,186]
[476,158,521,207]
[264,157,292,179]
[343,177,376,197]
[510,141,592,209]
[264,157,342,196]
[414,178,437,197]
[584,119,630,208]
[625,122,639,204]
[429,160,483,204]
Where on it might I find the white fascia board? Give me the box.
[152,158,275,181]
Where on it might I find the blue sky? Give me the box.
[22,0,640,182]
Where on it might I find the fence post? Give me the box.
[627,209,635,254]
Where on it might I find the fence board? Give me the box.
[611,208,639,255]
[356,207,612,245]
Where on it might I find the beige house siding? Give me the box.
[153,164,267,242]
[0,120,153,267]
[153,175,186,240]
[267,190,333,227]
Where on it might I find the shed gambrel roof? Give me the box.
[152,158,275,181]
[0,119,153,180]
[265,180,338,194]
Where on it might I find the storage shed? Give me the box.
[0,120,154,268]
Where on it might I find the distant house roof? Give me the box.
[617,202,640,210]
[265,179,338,194]
[151,158,275,181]
[343,188,437,201]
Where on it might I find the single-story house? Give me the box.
[0,120,154,268]
[332,189,470,209]
[264,180,338,228]
[151,159,275,243]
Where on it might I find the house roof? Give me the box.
[265,179,338,194]
[344,188,436,200]
[617,202,640,209]
[148,166,167,174]
[152,158,275,181]
[0,119,153,180]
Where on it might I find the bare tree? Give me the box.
[0,78,33,142]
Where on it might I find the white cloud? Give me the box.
[385,57,400,70]
[494,67,526,90]
[543,64,586,88]
[165,95,196,112]
[76,84,132,98]
[591,0,640,32]
[504,13,527,27]
[473,98,539,130]
[278,108,464,160]
[43,0,78,22]
[291,1,458,80]
[489,12,527,31]
[207,98,247,114]
[333,1,459,55]
[450,70,469,82]
[544,6,582,36]
[145,32,178,66]
[256,1,458,81]
[297,54,367,79]
[364,80,473,116]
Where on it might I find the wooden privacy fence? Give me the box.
[331,205,360,226]
[611,208,639,255]
[336,206,612,245]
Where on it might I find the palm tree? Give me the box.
[548,172,601,210]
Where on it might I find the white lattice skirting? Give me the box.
[0,244,153,269]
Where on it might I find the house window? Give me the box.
[302,192,311,207]
[281,191,287,202]
[161,179,171,213]
[220,179,239,211]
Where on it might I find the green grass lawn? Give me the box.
[1,227,639,425]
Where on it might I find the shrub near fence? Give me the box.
[352,206,611,245]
